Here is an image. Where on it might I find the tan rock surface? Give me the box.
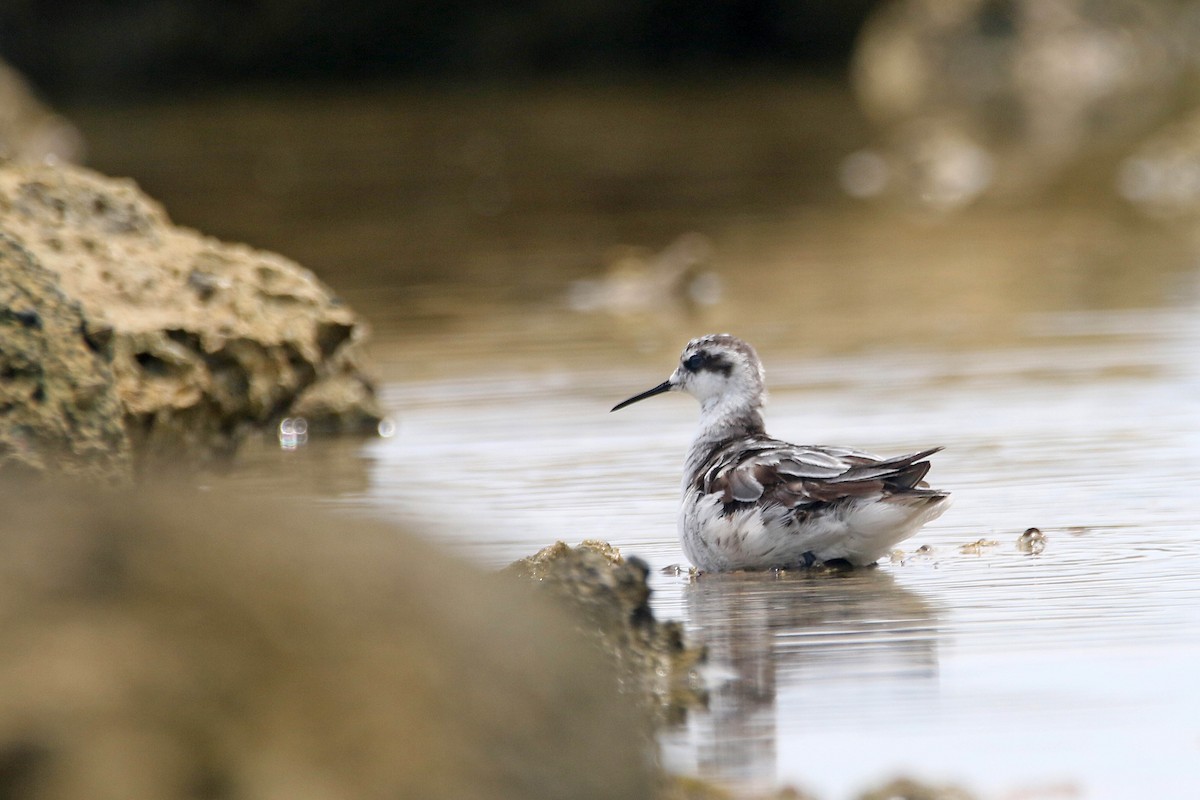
[0,233,131,479]
[507,540,706,721]
[0,161,382,468]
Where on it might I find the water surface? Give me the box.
[80,83,1200,799]
[222,297,1200,800]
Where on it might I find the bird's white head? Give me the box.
[612,333,767,437]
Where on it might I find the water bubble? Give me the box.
[278,417,309,450]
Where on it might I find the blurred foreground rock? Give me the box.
[506,540,706,722]
[0,160,382,477]
[658,776,820,800]
[0,482,655,800]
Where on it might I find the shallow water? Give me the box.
[80,82,1200,799]
[219,289,1200,800]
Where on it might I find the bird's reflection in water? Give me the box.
[664,568,938,790]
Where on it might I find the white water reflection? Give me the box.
[664,569,939,794]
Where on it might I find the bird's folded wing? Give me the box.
[707,444,942,506]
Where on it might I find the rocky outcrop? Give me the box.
[0,234,131,479]
[0,161,382,471]
[506,540,706,722]
[0,481,655,800]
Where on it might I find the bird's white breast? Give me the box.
[679,489,947,570]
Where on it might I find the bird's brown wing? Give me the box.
[704,441,944,511]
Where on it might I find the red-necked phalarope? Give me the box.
[612,333,950,571]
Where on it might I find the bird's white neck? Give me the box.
[694,395,765,443]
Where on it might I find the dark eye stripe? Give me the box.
[683,351,732,376]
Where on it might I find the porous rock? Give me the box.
[0,481,655,800]
[0,233,131,479]
[0,160,382,467]
[506,540,706,721]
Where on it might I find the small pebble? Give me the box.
[1017,526,1047,554]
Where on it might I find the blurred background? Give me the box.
[7,0,1200,374]
[6,3,1200,798]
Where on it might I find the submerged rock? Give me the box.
[856,777,977,800]
[957,538,1000,555]
[0,482,655,800]
[506,540,706,721]
[0,161,382,471]
[0,234,132,479]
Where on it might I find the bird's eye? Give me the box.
[683,353,705,371]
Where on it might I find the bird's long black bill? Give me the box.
[611,380,672,412]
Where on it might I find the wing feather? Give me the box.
[702,440,944,514]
